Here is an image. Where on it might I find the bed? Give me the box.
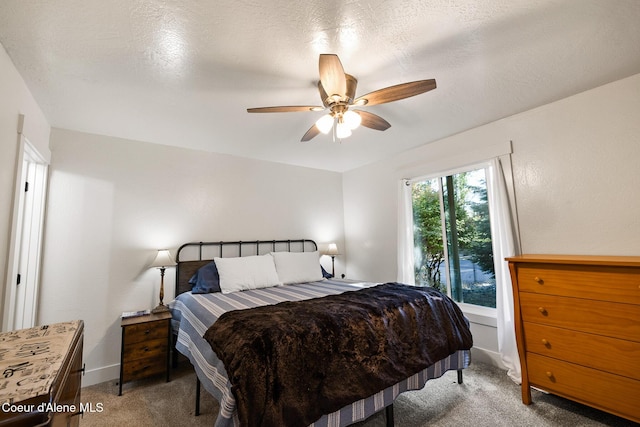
[169,239,472,427]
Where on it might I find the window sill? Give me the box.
[458,303,497,328]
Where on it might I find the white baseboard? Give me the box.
[470,346,506,369]
[82,363,120,387]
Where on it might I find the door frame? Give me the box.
[3,129,49,331]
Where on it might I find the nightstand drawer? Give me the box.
[123,337,168,361]
[519,293,640,342]
[122,355,167,383]
[119,312,172,395]
[124,320,168,345]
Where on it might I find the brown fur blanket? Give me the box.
[204,282,473,427]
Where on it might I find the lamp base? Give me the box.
[151,303,170,314]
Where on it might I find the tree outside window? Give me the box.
[412,168,496,308]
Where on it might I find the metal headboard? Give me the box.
[174,239,318,296]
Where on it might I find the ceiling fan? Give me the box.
[247,54,436,142]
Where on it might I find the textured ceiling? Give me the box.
[1,0,640,172]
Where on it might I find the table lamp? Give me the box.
[150,249,176,314]
[326,243,340,277]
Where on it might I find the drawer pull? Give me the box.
[144,329,151,335]
[143,346,149,352]
[541,339,549,347]
[538,307,548,315]
[545,371,555,381]
[533,276,543,284]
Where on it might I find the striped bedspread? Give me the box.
[169,279,470,427]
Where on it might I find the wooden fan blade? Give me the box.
[318,81,330,108]
[354,79,436,106]
[319,54,347,99]
[354,110,391,131]
[247,106,323,113]
[301,124,321,142]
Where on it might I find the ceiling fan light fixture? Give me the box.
[343,110,362,130]
[336,121,352,139]
[315,114,334,134]
[247,54,436,142]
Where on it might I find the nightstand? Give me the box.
[119,311,172,395]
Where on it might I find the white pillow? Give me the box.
[271,251,324,285]
[214,254,282,294]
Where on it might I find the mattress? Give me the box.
[170,279,470,427]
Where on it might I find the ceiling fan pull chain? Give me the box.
[332,117,337,143]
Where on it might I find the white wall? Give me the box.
[343,72,640,363]
[0,42,50,331]
[5,25,640,382]
[40,128,345,385]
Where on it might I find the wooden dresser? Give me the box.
[507,255,640,423]
[0,320,84,427]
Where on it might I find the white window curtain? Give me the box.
[397,179,415,284]
[487,156,522,383]
[397,153,522,383]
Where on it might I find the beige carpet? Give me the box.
[80,362,636,426]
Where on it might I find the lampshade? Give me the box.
[150,249,176,268]
[326,243,340,256]
[315,114,334,134]
[343,110,362,130]
[335,121,352,139]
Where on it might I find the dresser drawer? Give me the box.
[122,355,167,383]
[523,322,640,380]
[516,264,640,304]
[123,337,168,361]
[520,293,640,342]
[527,353,640,423]
[123,320,168,345]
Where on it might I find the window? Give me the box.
[411,165,496,308]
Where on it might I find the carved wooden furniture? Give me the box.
[0,320,84,427]
[119,311,171,395]
[507,254,640,423]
